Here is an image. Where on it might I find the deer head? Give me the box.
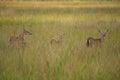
[23,28,32,35]
[57,33,65,40]
[98,27,109,38]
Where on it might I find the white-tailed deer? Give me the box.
[51,33,64,45]
[86,28,109,47]
[9,28,32,47]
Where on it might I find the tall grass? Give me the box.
[0,1,120,80]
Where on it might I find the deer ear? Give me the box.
[57,33,59,36]
[98,29,103,34]
[23,26,25,29]
[104,29,109,34]
[23,29,25,32]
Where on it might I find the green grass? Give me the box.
[0,1,120,80]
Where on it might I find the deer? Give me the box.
[50,33,65,45]
[9,28,32,47]
[86,27,109,47]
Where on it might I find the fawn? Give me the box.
[51,33,64,45]
[9,28,32,47]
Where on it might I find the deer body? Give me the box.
[51,38,62,45]
[86,28,109,47]
[87,37,102,47]
[9,35,18,44]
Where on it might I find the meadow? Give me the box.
[0,1,120,80]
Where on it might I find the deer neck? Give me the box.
[58,38,62,43]
[100,35,104,42]
[21,33,25,40]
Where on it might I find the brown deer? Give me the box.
[9,28,32,47]
[51,33,64,45]
[86,28,109,47]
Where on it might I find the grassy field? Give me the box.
[0,1,120,80]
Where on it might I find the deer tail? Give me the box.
[86,39,90,47]
[51,39,54,45]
